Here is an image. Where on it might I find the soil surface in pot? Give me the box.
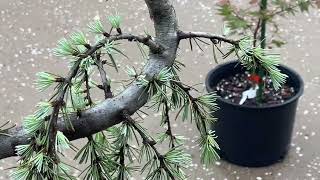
[215,71,296,106]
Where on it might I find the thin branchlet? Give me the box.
[164,101,175,148]
[122,110,176,180]
[177,30,239,45]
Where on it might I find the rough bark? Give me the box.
[0,0,178,159]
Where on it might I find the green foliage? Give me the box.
[198,131,220,165]
[125,66,138,78]
[253,47,287,90]
[137,67,175,104]
[55,131,70,152]
[23,115,44,135]
[222,23,232,36]
[74,136,116,180]
[157,132,184,146]
[217,0,319,47]
[164,147,192,168]
[35,72,63,92]
[271,39,286,47]
[139,143,156,162]
[108,15,122,29]
[14,5,226,180]
[115,122,138,146]
[217,4,249,32]
[142,147,191,180]
[116,164,139,180]
[235,37,288,90]
[138,66,221,172]
[103,40,129,72]
[157,67,175,83]
[69,86,88,111]
[70,31,88,46]
[34,101,53,121]
[53,38,80,57]
[87,18,105,34]
[137,74,150,87]
[80,57,95,71]
[297,0,313,12]
[15,144,34,160]
[11,154,72,180]
[11,166,30,180]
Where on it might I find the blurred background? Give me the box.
[0,0,320,179]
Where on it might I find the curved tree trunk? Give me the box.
[0,0,179,160]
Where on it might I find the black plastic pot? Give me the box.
[205,61,304,167]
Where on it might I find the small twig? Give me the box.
[122,110,175,180]
[173,81,195,101]
[253,18,261,47]
[47,59,82,162]
[189,38,193,51]
[164,101,175,148]
[212,43,219,64]
[195,37,210,45]
[84,70,93,106]
[170,79,199,92]
[95,52,113,99]
[178,30,239,45]
[0,121,11,129]
[112,33,164,53]
[270,3,302,17]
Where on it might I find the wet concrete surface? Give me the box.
[0,0,320,179]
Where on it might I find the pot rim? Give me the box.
[205,61,304,109]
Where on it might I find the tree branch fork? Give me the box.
[0,0,237,160]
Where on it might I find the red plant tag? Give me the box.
[248,74,261,84]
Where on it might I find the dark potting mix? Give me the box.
[215,71,296,106]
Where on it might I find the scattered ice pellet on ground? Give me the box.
[18,96,24,102]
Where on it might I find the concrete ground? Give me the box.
[0,0,320,179]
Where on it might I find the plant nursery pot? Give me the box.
[205,61,304,167]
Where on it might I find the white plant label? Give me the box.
[239,85,259,105]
